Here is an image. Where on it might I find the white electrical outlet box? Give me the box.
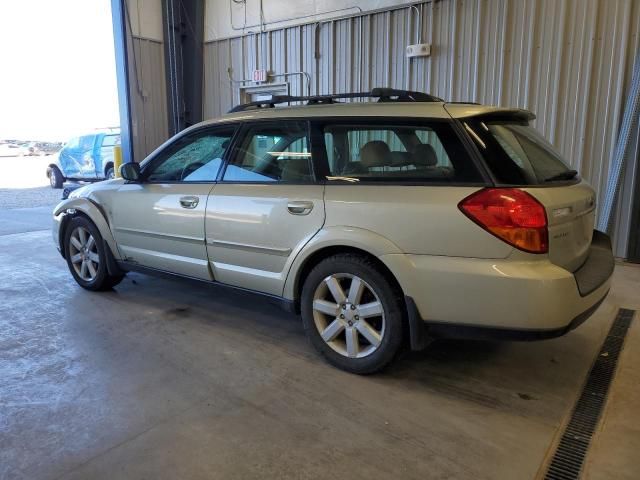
[406,43,431,58]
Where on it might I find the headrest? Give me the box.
[359,141,391,168]
[390,151,412,166]
[411,143,438,167]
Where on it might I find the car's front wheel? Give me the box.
[301,254,405,374]
[48,166,64,189]
[105,166,115,180]
[64,216,124,291]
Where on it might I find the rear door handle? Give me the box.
[179,196,200,209]
[287,201,314,215]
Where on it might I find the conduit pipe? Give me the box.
[598,52,640,234]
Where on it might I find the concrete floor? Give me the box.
[1,207,639,480]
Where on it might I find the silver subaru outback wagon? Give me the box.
[52,88,614,374]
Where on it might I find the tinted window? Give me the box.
[145,129,234,182]
[223,121,312,182]
[322,122,481,183]
[463,120,575,184]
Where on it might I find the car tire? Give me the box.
[105,166,115,180]
[64,216,125,291]
[49,166,64,189]
[301,253,405,374]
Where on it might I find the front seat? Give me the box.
[343,140,392,174]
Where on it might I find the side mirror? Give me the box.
[120,162,141,182]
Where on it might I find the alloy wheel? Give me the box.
[312,273,385,358]
[69,226,100,282]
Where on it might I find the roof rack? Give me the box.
[227,88,444,113]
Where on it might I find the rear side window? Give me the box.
[321,121,482,183]
[463,120,576,185]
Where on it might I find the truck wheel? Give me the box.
[301,254,405,374]
[48,166,64,189]
[105,166,115,179]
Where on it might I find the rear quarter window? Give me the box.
[463,119,576,185]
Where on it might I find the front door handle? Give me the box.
[179,196,200,209]
[287,201,314,215]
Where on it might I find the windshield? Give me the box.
[464,119,576,185]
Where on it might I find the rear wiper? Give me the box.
[544,169,578,182]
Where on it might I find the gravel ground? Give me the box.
[0,186,63,209]
[0,155,65,209]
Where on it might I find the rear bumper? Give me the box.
[574,230,615,296]
[420,292,607,342]
[382,230,614,347]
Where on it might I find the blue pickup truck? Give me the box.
[47,130,120,189]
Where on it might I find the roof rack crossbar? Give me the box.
[227,88,443,113]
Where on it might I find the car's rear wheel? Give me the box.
[301,254,404,374]
[105,165,115,179]
[48,166,64,189]
[64,216,124,291]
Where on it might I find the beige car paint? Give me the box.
[205,183,325,295]
[52,101,610,334]
[53,194,122,260]
[110,182,215,280]
[524,182,597,272]
[322,184,514,258]
[381,252,610,330]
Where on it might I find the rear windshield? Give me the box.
[463,119,576,185]
[321,121,484,184]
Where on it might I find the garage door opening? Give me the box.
[0,0,119,215]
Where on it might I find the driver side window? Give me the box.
[146,128,235,183]
[223,121,313,182]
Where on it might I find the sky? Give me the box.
[0,0,119,141]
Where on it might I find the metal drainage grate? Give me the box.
[544,308,635,480]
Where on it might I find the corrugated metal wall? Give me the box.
[203,0,640,256]
[127,36,169,161]
[123,0,168,162]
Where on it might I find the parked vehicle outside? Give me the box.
[51,89,614,374]
[47,130,120,188]
[0,142,29,157]
[26,141,62,156]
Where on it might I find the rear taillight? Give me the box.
[458,188,548,253]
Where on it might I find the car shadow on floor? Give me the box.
[89,273,593,420]
[104,272,509,369]
[95,272,588,403]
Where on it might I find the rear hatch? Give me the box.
[525,183,596,271]
[460,114,595,272]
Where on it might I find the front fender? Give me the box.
[53,197,121,260]
[282,226,405,300]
